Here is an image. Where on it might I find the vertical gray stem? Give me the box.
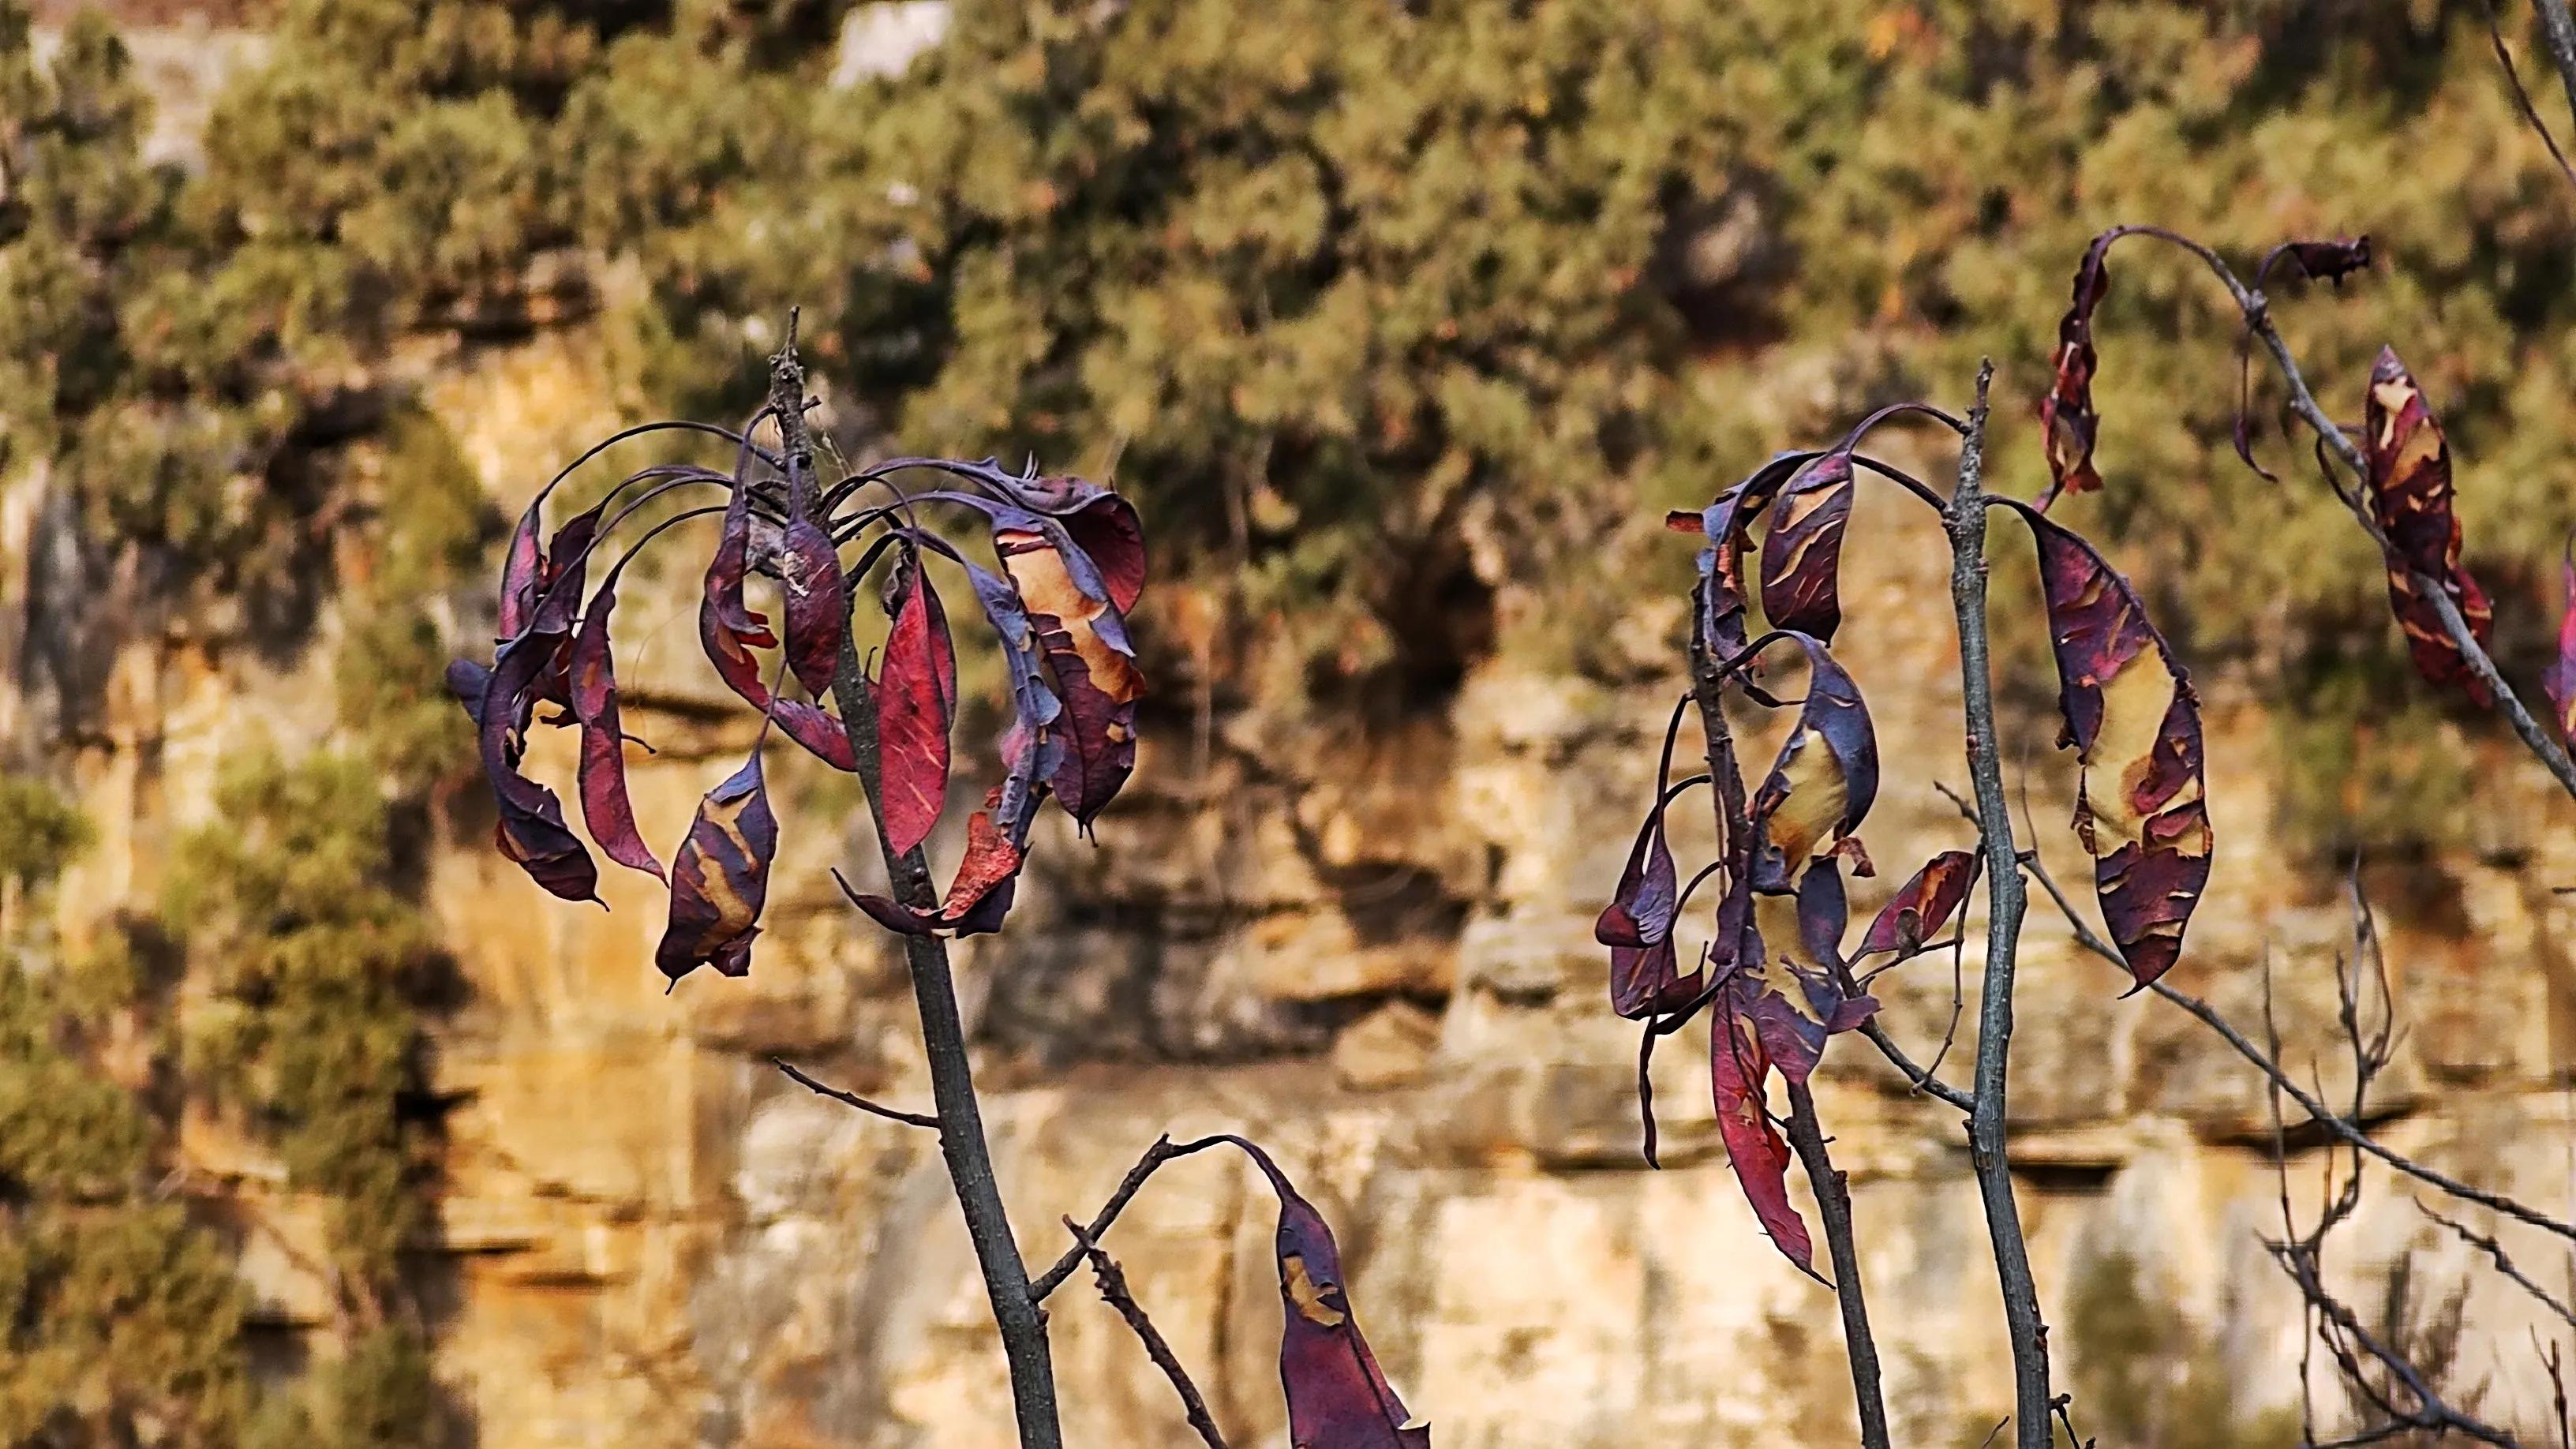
[772,342,1063,1449]
[2537,0,2576,137]
[1783,1080,1892,1449]
[1945,361,2053,1448]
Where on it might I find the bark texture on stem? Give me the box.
[772,339,1063,1449]
[2537,0,2576,137]
[1946,361,2054,1449]
[1782,1080,1891,1449]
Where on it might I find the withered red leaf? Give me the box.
[698,477,856,771]
[841,793,1029,940]
[1711,994,1816,1279]
[996,523,1143,833]
[2039,233,2114,500]
[569,571,665,882]
[1859,849,1979,958]
[1596,699,1708,1020]
[1215,1136,1429,1449]
[878,553,958,859]
[777,436,847,700]
[2362,347,2496,706]
[2548,537,2576,742]
[2020,509,2211,987]
[476,632,599,904]
[657,745,777,983]
[1759,452,1856,642]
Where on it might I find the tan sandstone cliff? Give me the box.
[14,317,2576,1447]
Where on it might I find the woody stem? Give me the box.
[773,337,1062,1449]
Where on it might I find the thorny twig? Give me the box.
[1061,1217,1230,1449]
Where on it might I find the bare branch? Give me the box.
[2271,1238,2525,1447]
[1032,1134,1234,1302]
[771,1057,942,1129]
[1061,1217,1230,1449]
[2420,1202,2576,1329]
[2013,837,2576,1243]
[1946,359,2056,1449]
[2211,261,2576,802]
[1781,1080,1892,1449]
[1855,1019,1976,1114]
[2484,0,2576,188]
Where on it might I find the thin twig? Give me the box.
[2271,1240,2525,1447]
[2485,0,2576,187]
[1946,359,2056,1449]
[2050,1392,2093,1449]
[2419,1201,2576,1328]
[1061,1217,1230,1449]
[2017,842,2576,1243]
[772,1057,941,1129]
[1856,1019,1976,1113]
[1032,1135,1234,1302]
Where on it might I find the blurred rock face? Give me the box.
[24,319,2576,1448]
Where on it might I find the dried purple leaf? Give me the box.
[657,744,777,983]
[1859,849,1979,959]
[2016,508,2211,987]
[1216,1136,1430,1449]
[1759,451,1856,642]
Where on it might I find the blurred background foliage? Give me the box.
[3,0,2575,1441]
[8,0,2574,841]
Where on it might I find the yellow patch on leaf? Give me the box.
[1283,1254,1346,1327]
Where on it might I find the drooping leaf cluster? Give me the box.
[451,382,1147,980]
[1603,338,2221,1265]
